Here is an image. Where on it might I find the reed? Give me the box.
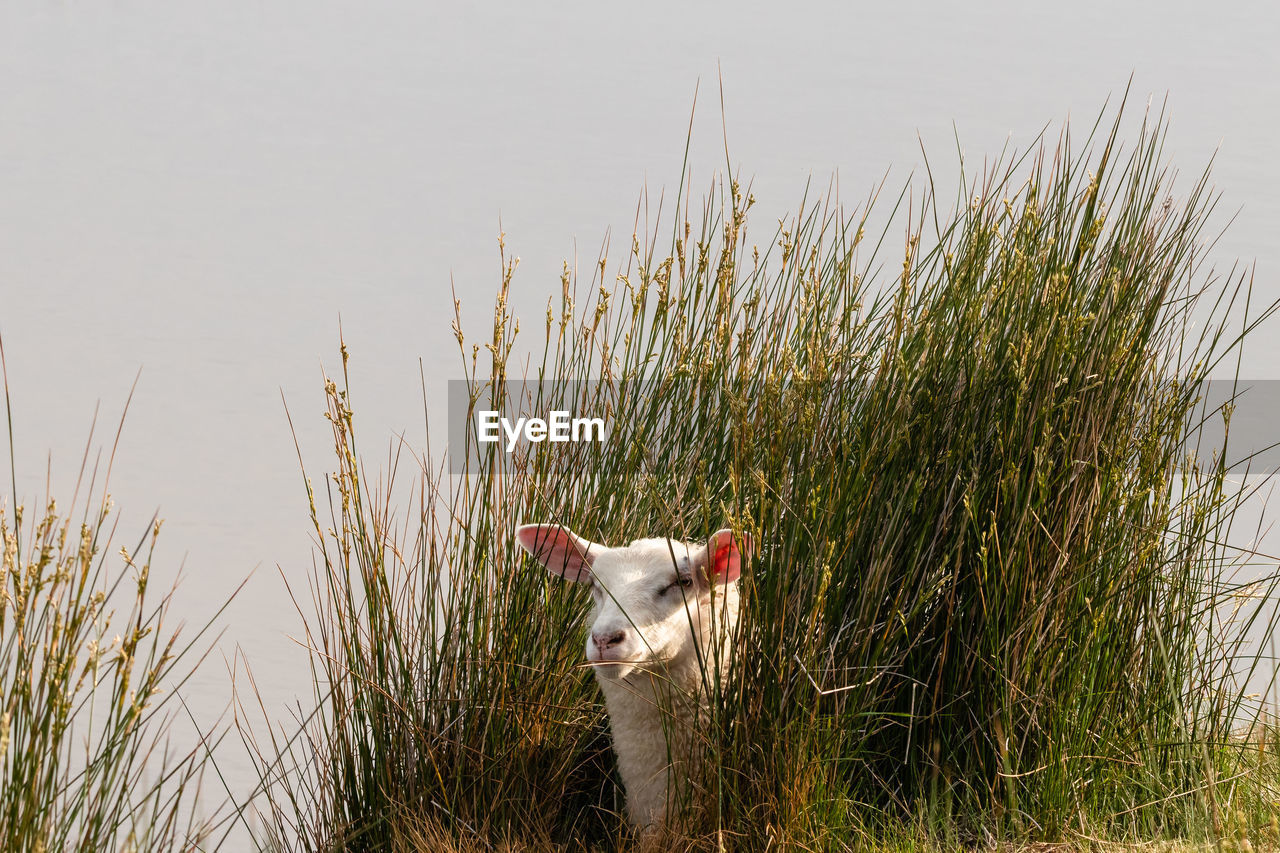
[0,361,232,852]
[249,100,1280,851]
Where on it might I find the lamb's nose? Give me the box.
[592,630,626,651]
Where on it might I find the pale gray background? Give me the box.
[2,0,1278,834]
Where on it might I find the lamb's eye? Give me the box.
[660,576,693,597]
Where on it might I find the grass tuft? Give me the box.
[0,356,232,852]
[249,100,1280,851]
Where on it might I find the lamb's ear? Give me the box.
[697,528,750,586]
[515,524,601,583]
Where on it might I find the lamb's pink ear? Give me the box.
[515,524,601,583]
[701,528,750,585]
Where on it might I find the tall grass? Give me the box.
[249,102,1280,851]
[0,361,233,851]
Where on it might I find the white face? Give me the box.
[515,525,745,682]
[579,538,704,680]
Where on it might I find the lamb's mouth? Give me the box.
[588,659,644,670]
[585,658,672,680]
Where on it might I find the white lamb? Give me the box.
[515,523,746,830]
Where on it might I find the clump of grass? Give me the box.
[242,355,625,850]
[251,99,1280,851]
[0,362,230,852]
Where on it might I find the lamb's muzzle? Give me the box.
[515,523,747,829]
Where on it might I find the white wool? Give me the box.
[515,526,745,829]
